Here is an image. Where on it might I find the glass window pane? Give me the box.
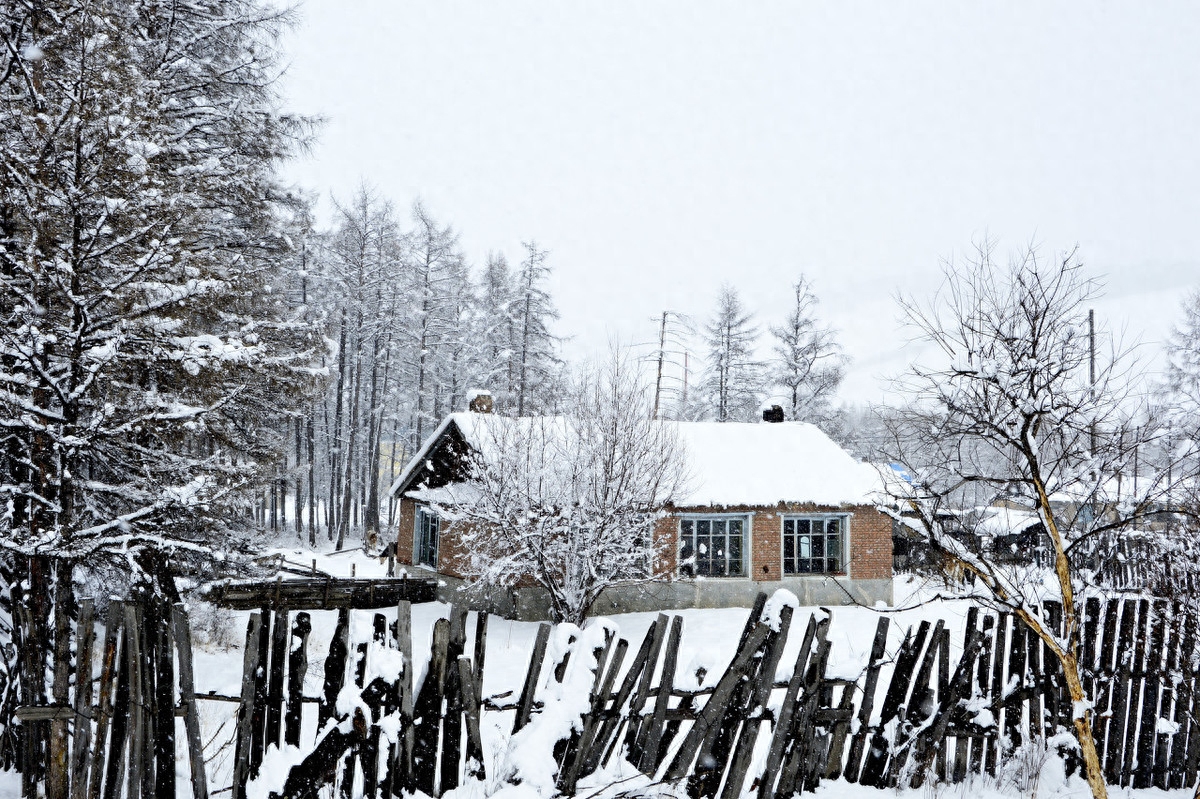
[784,519,794,536]
[795,519,811,537]
[798,536,810,559]
[812,535,825,557]
[697,519,710,536]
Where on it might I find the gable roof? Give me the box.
[391,412,882,508]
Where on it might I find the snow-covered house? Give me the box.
[389,402,893,618]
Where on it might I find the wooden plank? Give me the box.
[202,577,438,609]
[558,632,618,794]
[935,624,951,781]
[1169,611,1198,788]
[776,636,832,797]
[663,623,771,782]
[1003,615,1026,758]
[1135,599,1167,788]
[69,599,95,799]
[721,606,794,799]
[457,658,485,781]
[843,615,890,784]
[440,606,469,793]
[340,636,369,799]
[100,608,131,799]
[1105,598,1137,783]
[756,613,819,799]
[285,612,312,748]
[824,682,858,781]
[887,621,944,787]
[951,606,977,784]
[172,604,210,799]
[636,616,683,775]
[968,613,994,777]
[1119,599,1150,786]
[413,617,450,795]
[232,612,263,799]
[572,635,629,783]
[1025,608,1044,744]
[87,601,122,799]
[625,613,669,763]
[125,603,145,799]
[267,609,290,751]
[319,609,351,730]
[1154,601,1183,790]
[153,599,176,799]
[1092,598,1120,776]
[908,627,985,789]
[513,622,551,735]
[590,623,657,767]
[361,614,388,799]
[396,600,415,794]
[861,620,929,788]
[984,612,1009,776]
[472,611,489,692]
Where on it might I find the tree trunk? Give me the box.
[1062,652,1107,799]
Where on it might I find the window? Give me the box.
[783,517,844,574]
[415,507,439,569]
[679,517,746,577]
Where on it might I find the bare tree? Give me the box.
[880,243,1176,799]
[770,276,846,424]
[426,349,689,624]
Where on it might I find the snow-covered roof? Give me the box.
[392,412,882,508]
[973,507,1043,536]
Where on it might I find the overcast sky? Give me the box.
[279,2,1199,405]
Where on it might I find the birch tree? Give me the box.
[880,243,1175,799]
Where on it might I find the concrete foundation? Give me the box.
[429,573,893,621]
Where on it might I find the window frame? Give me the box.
[780,514,849,576]
[414,506,439,570]
[678,513,751,579]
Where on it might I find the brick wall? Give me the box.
[397,497,894,585]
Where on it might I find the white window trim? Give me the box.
[677,513,752,579]
[413,505,439,572]
[779,513,851,578]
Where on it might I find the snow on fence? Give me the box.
[228,592,1200,798]
[9,591,1200,798]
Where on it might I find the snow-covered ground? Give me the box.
[0,550,1192,798]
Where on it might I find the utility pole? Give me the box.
[652,311,668,420]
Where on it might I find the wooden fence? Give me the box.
[9,590,1200,797]
[12,595,208,799]
[243,592,1200,798]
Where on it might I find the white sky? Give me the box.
[279,2,1200,405]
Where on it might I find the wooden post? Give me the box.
[395,600,415,793]
[624,614,669,761]
[88,601,122,799]
[286,613,313,747]
[232,612,263,799]
[172,604,210,799]
[69,599,95,799]
[251,607,272,778]
[413,618,450,795]
[125,602,145,799]
[153,598,176,799]
[457,658,486,781]
[319,609,350,730]
[843,615,889,784]
[100,608,132,799]
[638,615,684,774]
[267,609,290,751]
[756,614,819,799]
[664,624,771,782]
[472,611,489,692]
[440,606,468,792]
[513,623,551,735]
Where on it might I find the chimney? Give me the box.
[762,404,784,423]
[468,389,493,414]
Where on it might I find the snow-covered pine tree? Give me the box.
[699,285,764,422]
[478,252,519,412]
[0,0,322,772]
[514,242,563,416]
[400,202,466,448]
[770,276,846,425]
